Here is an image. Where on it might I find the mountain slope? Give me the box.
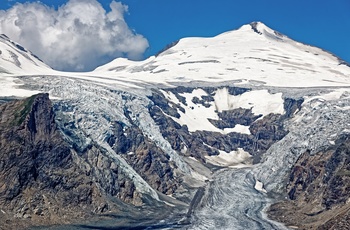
[0,22,350,229]
[0,94,179,229]
[0,34,57,98]
[94,21,350,88]
[1,22,350,98]
[268,134,350,229]
[0,34,52,75]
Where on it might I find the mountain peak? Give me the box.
[249,21,268,34]
[215,21,286,42]
[248,21,285,40]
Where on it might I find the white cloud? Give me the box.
[0,0,149,71]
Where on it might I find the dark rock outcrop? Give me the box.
[0,94,90,226]
[148,87,297,164]
[268,134,350,229]
[107,121,180,195]
[0,94,143,228]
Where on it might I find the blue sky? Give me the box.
[0,0,349,71]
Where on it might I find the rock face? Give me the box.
[148,87,301,164]
[268,134,350,229]
[0,94,146,228]
[107,120,180,195]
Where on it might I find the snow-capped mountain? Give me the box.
[0,22,350,229]
[93,21,350,88]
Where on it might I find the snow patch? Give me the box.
[214,89,284,117]
[224,124,251,135]
[187,88,208,98]
[160,89,181,105]
[166,89,221,133]
[181,145,188,154]
[163,201,176,207]
[188,156,198,162]
[191,170,209,181]
[163,88,277,134]
[205,148,252,168]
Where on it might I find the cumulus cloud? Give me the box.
[0,0,149,71]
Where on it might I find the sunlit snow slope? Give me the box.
[0,34,56,97]
[1,22,350,96]
[0,34,52,75]
[94,22,350,88]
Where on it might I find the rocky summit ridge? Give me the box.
[0,22,349,229]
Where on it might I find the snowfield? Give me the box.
[1,22,350,99]
[214,89,285,116]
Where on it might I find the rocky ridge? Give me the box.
[268,134,350,229]
[0,93,174,229]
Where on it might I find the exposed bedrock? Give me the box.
[0,94,159,228]
[106,120,180,195]
[148,86,303,164]
[268,134,350,229]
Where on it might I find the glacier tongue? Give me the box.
[190,87,350,229]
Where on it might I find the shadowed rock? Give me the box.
[0,94,145,228]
